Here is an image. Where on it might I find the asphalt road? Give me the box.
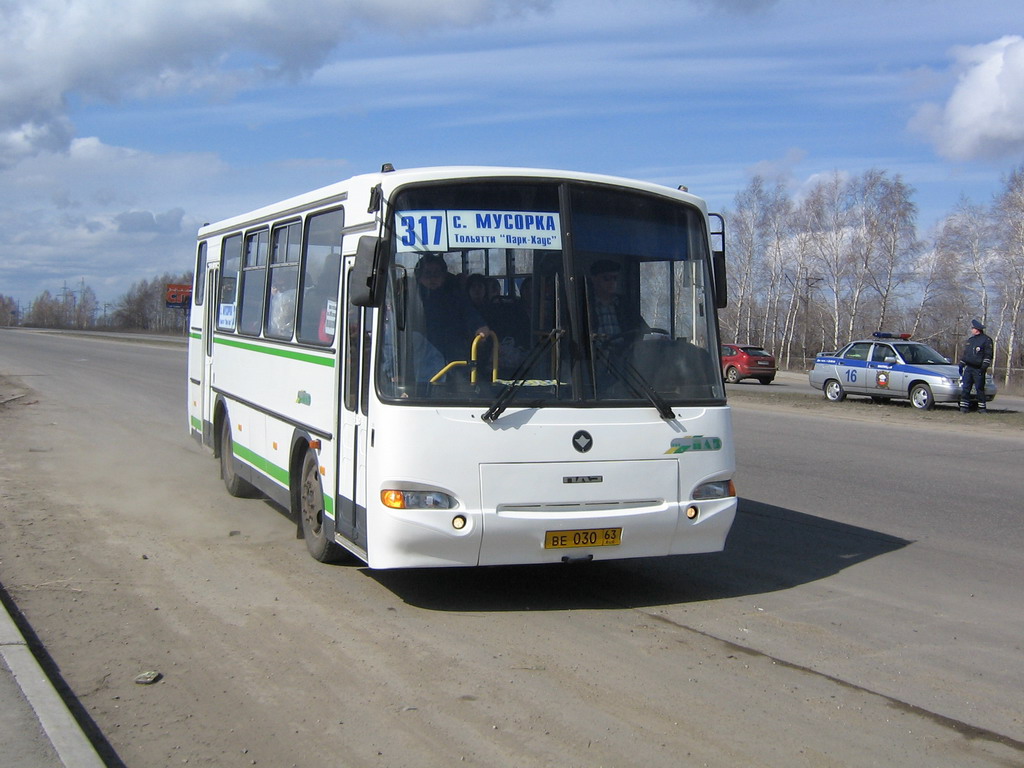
[1,328,1022,767]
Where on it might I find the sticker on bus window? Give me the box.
[218,303,236,330]
[395,210,562,252]
[323,299,338,336]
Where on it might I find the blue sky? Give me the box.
[1,0,1022,308]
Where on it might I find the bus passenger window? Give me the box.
[217,234,243,331]
[297,208,344,345]
[194,241,207,306]
[266,222,301,340]
[238,230,268,336]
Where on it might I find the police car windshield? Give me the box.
[895,343,948,365]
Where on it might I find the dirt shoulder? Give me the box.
[0,375,30,405]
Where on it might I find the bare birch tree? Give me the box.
[797,172,851,351]
[853,171,919,332]
[936,197,995,330]
[758,180,794,349]
[723,180,760,343]
[992,165,1024,385]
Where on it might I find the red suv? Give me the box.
[721,344,777,384]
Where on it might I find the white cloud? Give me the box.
[0,138,226,301]
[911,35,1024,162]
[115,208,186,234]
[746,148,808,185]
[1,0,1020,308]
[0,0,552,165]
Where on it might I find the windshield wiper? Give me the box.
[482,329,563,423]
[593,340,675,420]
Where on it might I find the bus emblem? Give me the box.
[572,430,593,453]
[564,475,603,484]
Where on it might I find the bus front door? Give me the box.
[201,266,218,447]
[336,269,368,550]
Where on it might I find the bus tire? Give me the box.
[220,416,258,498]
[298,450,344,563]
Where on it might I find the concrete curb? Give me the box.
[0,596,107,768]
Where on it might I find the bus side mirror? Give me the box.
[351,235,383,307]
[712,249,728,309]
[709,213,727,309]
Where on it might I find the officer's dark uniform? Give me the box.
[959,319,994,413]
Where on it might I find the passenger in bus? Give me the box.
[298,257,340,344]
[465,273,492,316]
[413,255,490,373]
[465,273,530,374]
[485,275,501,301]
[268,272,296,338]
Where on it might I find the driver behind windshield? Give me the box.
[588,259,647,345]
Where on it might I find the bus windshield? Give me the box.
[376,179,724,409]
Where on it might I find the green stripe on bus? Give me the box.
[232,442,334,516]
[233,442,290,486]
[214,336,335,367]
[189,332,201,340]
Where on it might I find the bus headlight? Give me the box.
[381,489,456,510]
[692,479,736,501]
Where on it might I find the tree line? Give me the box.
[0,272,194,333]
[719,164,1024,386]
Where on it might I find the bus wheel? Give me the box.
[220,417,258,498]
[298,450,344,563]
[910,383,934,410]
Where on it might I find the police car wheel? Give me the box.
[824,379,846,402]
[910,383,934,410]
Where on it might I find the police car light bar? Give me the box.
[872,332,912,339]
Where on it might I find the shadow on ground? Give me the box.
[365,499,911,612]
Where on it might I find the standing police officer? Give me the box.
[959,318,994,413]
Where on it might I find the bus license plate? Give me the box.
[544,528,622,549]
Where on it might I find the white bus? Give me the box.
[187,165,736,568]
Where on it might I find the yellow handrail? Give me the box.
[428,331,500,384]
[470,331,500,384]
[429,360,465,383]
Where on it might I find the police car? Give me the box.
[808,333,997,410]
